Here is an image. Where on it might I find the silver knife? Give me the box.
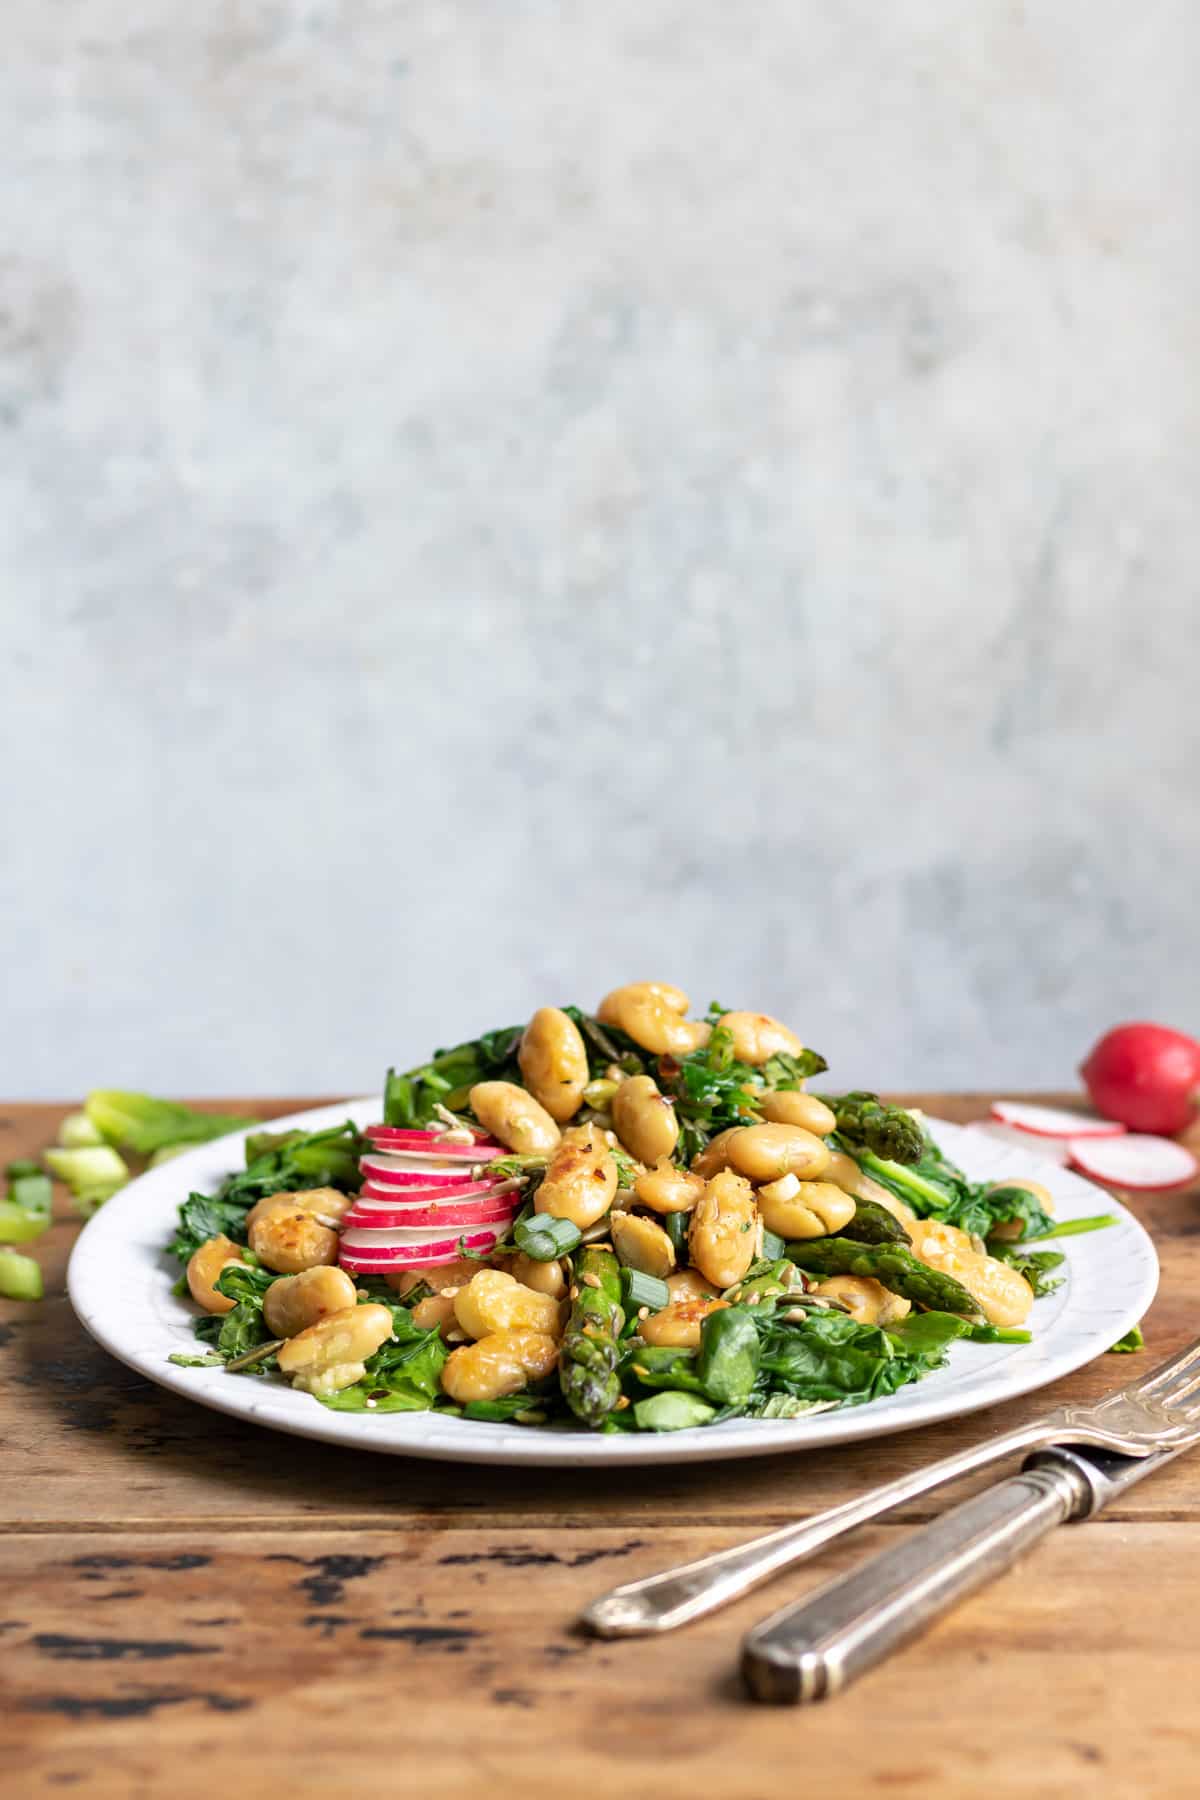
[742,1439,1185,1704]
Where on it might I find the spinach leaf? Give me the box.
[215,1262,280,1304]
[756,1304,970,1407]
[170,1192,253,1263]
[217,1301,270,1359]
[988,1243,1066,1298]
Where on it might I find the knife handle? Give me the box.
[742,1461,1090,1705]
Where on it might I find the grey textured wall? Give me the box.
[4,2,1198,1099]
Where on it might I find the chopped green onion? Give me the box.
[621,1268,671,1313]
[0,1166,53,1245]
[760,1227,787,1261]
[58,1110,104,1149]
[663,1212,690,1255]
[514,1213,582,1261]
[0,1249,43,1301]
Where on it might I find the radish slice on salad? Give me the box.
[343,1196,519,1231]
[356,1177,517,1207]
[361,1146,503,1169]
[990,1101,1126,1140]
[366,1126,502,1154]
[1068,1134,1199,1190]
[359,1156,503,1186]
[340,1224,506,1271]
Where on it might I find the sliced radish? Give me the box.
[359,1157,501,1187]
[357,1177,517,1207]
[360,1151,503,1178]
[990,1101,1126,1140]
[340,1224,505,1271]
[343,1197,518,1230]
[367,1124,496,1142]
[1067,1133,1198,1190]
[367,1126,501,1153]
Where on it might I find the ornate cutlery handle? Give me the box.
[741,1462,1090,1704]
[582,1421,1054,1637]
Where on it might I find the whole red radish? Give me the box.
[1080,1023,1200,1136]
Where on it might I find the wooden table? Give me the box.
[4,1095,1199,1799]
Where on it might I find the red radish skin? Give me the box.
[340,1227,505,1271]
[989,1101,1125,1140]
[357,1177,517,1206]
[1068,1133,1199,1191]
[358,1159,503,1187]
[361,1146,503,1168]
[1080,1024,1200,1136]
[343,1198,519,1230]
[366,1127,501,1153]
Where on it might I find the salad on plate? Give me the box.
[164,985,1116,1433]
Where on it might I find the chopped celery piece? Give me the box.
[58,1110,104,1149]
[10,1172,51,1219]
[85,1091,258,1155]
[0,1202,49,1243]
[74,1185,125,1218]
[44,1146,129,1195]
[149,1145,191,1167]
[0,1249,43,1301]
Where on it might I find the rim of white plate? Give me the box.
[67,1098,1160,1468]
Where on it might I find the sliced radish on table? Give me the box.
[990,1102,1126,1140]
[1068,1133,1199,1190]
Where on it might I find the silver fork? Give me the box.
[743,1340,1200,1701]
[582,1335,1200,1638]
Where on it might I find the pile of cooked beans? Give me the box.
[183,984,1042,1409]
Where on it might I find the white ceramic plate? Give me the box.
[67,1099,1159,1468]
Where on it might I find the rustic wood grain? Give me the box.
[4,1524,1199,1799]
[3,1094,1200,1797]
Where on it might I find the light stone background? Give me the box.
[3,2,1198,1099]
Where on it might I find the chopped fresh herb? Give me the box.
[1109,1323,1145,1354]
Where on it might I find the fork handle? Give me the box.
[742,1461,1089,1704]
[581,1420,1053,1637]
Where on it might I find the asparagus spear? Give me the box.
[840,1198,911,1246]
[787,1237,983,1320]
[822,1093,924,1165]
[559,1246,626,1428]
